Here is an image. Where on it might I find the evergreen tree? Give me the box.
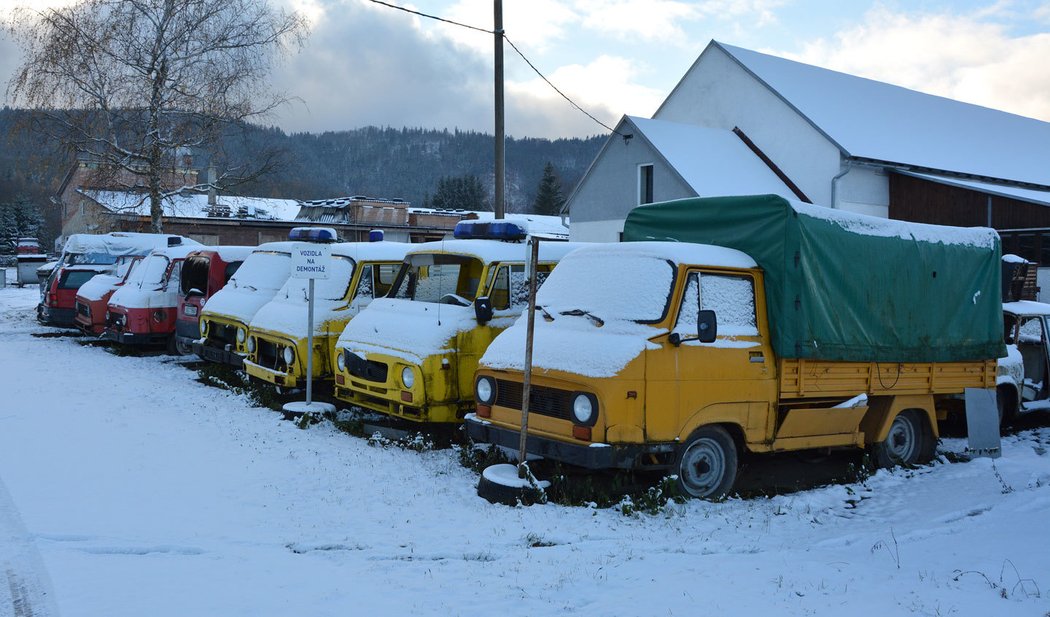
[0,196,42,254]
[431,175,489,211]
[532,162,565,216]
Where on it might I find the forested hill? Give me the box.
[0,108,606,212]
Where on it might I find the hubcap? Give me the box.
[680,437,726,497]
[887,415,918,462]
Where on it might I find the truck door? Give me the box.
[667,270,777,441]
[1014,315,1050,403]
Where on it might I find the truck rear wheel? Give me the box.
[873,410,934,468]
[675,426,738,500]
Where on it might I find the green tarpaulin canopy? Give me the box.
[622,194,1005,363]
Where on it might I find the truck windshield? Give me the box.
[536,253,675,323]
[67,252,119,266]
[58,270,100,290]
[391,254,484,304]
[278,255,356,301]
[228,251,290,292]
[130,254,170,288]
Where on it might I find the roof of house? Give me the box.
[897,170,1050,208]
[711,41,1050,188]
[626,116,797,199]
[81,189,302,222]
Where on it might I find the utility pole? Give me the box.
[493,0,505,219]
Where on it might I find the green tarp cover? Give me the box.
[622,194,1005,363]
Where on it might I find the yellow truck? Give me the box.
[243,241,408,390]
[466,195,1004,499]
[332,222,579,423]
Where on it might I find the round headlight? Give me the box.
[283,346,294,364]
[572,394,595,424]
[247,336,256,353]
[236,327,246,343]
[336,349,346,372]
[199,319,208,337]
[475,377,495,404]
[401,366,415,388]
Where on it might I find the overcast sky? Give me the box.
[2,0,1050,138]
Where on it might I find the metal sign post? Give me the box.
[284,242,335,423]
[517,236,539,478]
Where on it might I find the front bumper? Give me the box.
[192,340,245,368]
[102,328,169,346]
[244,359,300,387]
[465,414,647,469]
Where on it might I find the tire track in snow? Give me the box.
[0,476,60,617]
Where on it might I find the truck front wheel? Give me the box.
[872,410,934,468]
[675,426,738,500]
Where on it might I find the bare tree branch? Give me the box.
[6,0,307,232]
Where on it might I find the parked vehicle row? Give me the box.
[36,195,1042,500]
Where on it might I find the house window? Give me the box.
[639,164,654,205]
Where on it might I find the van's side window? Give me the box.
[490,265,550,311]
[356,265,374,299]
[675,272,758,337]
[701,274,758,336]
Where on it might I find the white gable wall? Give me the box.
[569,128,695,242]
[654,45,852,210]
[835,165,890,218]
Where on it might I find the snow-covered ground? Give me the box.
[1,274,1048,617]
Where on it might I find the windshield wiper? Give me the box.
[536,305,554,322]
[559,308,604,327]
[243,284,257,292]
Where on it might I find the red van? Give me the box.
[104,244,205,350]
[173,247,253,354]
[73,255,144,335]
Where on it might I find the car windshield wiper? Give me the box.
[559,308,604,327]
[535,305,554,321]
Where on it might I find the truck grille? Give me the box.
[493,379,574,422]
[209,323,237,346]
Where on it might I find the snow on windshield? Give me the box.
[277,255,355,302]
[392,255,483,304]
[673,273,758,337]
[537,252,674,322]
[229,251,291,292]
[133,254,170,288]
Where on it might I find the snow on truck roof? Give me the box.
[404,239,581,263]
[62,232,201,256]
[1003,300,1050,317]
[187,246,256,262]
[328,241,412,262]
[562,241,758,269]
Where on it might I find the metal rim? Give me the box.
[679,436,727,498]
[886,414,919,463]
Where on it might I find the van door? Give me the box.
[668,270,777,442]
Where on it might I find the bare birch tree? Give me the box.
[5,0,306,232]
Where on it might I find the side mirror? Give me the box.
[186,287,205,298]
[697,309,717,343]
[474,296,493,324]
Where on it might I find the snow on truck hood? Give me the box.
[76,274,124,302]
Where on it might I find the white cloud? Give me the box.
[784,5,1050,122]
[428,0,580,55]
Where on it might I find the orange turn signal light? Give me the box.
[476,404,492,418]
[572,425,591,441]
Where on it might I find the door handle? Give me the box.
[749,352,764,363]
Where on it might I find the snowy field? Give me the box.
[1,274,1049,617]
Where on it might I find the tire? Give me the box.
[675,426,738,500]
[872,410,934,468]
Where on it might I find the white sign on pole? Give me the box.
[291,242,331,279]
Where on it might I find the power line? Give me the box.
[366,0,623,136]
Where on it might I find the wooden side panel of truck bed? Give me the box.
[778,359,996,400]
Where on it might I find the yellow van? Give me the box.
[333,226,578,424]
[243,241,408,389]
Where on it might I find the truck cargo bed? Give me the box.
[778,358,996,400]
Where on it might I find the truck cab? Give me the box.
[104,244,204,349]
[244,239,408,390]
[174,247,254,355]
[333,223,578,423]
[193,242,296,368]
[1000,301,1050,421]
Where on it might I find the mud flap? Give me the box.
[964,388,1001,458]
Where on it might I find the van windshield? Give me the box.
[391,254,484,304]
[278,255,355,302]
[129,254,170,288]
[181,255,211,295]
[536,253,675,323]
[228,251,290,292]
